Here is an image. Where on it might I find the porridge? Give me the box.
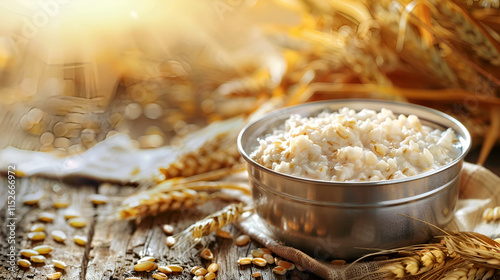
[250,108,460,181]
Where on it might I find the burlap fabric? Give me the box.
[237,162,500,279]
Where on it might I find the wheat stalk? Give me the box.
[173,203,252,249]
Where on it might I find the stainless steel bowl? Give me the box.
[237,99,471,260]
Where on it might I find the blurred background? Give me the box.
[0,0,499,167]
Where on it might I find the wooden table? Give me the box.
[0,107,318,280]
[1,106,499,280]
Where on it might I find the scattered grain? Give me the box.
[46,272,62,279]
[28,231,46,241]
[63,209,80,219]
[191,266,203,274]
[237,257,252,265]
[53,260,67,270]
[68,217,87,228]
[278,260,295,270]
[38,212,56,222]
[205,272,216,280]
[153,272,168,280]
[20,249,39,258]
[162,224,174,235]
[53,199,70,209]
[193,276,204,280]
[23,192,44,205]
[251,249,264,258]
[200,248,214,260]
[207,263,218,273]
[18,259,31,268]
[166,236,176,247]
[263,253,274,264]
[138,256,155,263]
[252,272,261,278]
[167,265,183,273]
[253,258,267,267]
[51,230,67,243]
[29,224,45,232]
[33,244,53,255]
[89,194,109,205]
[134,261,156,272]
[74,235,87,246]
[234,235,250,246]
[30,255,46,263]
[273,266,288,275]
[194,268,208,276]
[125,278,142,280]
[158,266,173,274]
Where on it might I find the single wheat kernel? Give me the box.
[53,260,67,270]
[53,199,70,209]
[263,253,274,264]
[138,256,155,263]
[278,260,295,270]
[331,259,346,265]
[68,217,87,228]
[20,249,39,258]
[190,266,203,274]
[253,258,267,267]
[194,268,207,276]
[30,224,45,232]
[237,257,252,265]
[30,255,46,263]
[28,231,46,241]
[38,212,56,222]
[234,235,250,246]
[274,257,281,264]
[89,194,109,205]
[215,229,232,239]
[166,236,176,247]
[125,278,142,280]
[46,272,62,279]
[200,248,214,260]
[153,272,168,280]
[260,248,272,254]
[251,249,264,258]
[207,263,218,273]
[252,272,261,278]
[273,266,287,275]
[51,230,67,243]
[134,261,155,272]
[167,265,183,273]
[63,209,80,219]
[148,263,158,272]
[23,192,44,205]
[205,272,216,280]
[18,259,31,268]
[74,235,87,246]
[158,266,173,274]
[162,224,174,235]
[33,245,54,255]
[193,276,204,280]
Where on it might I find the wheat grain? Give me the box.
[200,248,214,260]
[29,224,45,232]
[53,260,67,270]
[46,272,62,279]
[33,245,53,255]
[18,259,31,268]
[134,261,155,272]
[273,266,288,275]
[30,255,46,263]
[51,230,67,243]
[38,212,56,222]
[207,263,218,273]
[194,267,208,276]
[152,272,168,280]
[28,231,46,241]
[158,266,172,274]
[205,272,216,280]
[20,249,39,258]
[234,235,250,246]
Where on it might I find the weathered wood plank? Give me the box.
[0,176,96,280]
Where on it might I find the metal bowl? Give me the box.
[237,99,471,260]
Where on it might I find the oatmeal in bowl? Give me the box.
[238,99,471,259]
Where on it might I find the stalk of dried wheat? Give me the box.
[173,203,252,249]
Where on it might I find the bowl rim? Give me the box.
[237,98,472,186]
